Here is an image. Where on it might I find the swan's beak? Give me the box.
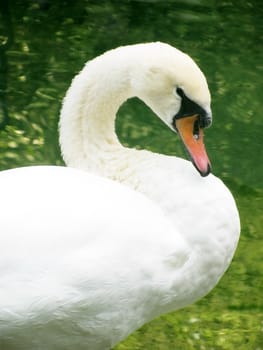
[175,115,211,177]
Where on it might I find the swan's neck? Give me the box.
[60,52,137,177]
[59,49,240,309]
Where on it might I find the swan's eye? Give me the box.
[176,87,184,98]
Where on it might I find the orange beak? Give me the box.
[175,115,211,177]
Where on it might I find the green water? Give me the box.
[0,1,262,349]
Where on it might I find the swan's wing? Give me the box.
[0,166,189,326]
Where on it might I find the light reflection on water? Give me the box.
[1,0,262,188]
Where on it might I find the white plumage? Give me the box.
[0,43,240,349]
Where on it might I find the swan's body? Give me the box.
[0,43,240,349]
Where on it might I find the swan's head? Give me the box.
[131,43,212,177]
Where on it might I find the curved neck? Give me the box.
[59,52,135,176]
[59,48,240,300]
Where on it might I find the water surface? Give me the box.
[0,1,262,349]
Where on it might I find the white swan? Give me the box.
[0,42,240,350]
